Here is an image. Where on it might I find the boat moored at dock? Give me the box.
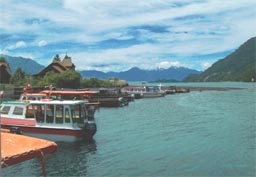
[0,99,98,142]
[122,85,165,98]
[39,89,129,107]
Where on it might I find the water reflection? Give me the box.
[1,139,97,177]
[46,139,97,177]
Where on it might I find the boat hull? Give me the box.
[142,92,165,98]
[85,121,97,138]
[1,124,96,142]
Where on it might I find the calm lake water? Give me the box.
[2,82,256,177]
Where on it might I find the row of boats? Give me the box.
[0,85,187,143]
[0,85,189,175]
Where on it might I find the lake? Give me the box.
[2,82,255,177]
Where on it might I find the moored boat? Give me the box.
[39,89,97,100]
[122,85,165,98]
[39,89,128,107]
[89,88,129,107]
[0,99,98,142]
[19,92,48,101]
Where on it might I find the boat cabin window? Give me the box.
[13,106,24,115]
[55,105,72,124]
[71,104,84,124]
[34,105,45,122]
[56,105,63,124]
[0,105,11,114]
[27,103,86,124]
[46,105,54,123]
[64,107,70,123]
[25,105,35,118]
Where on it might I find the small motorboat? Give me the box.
[0,99,98,142]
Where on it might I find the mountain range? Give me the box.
[0,54,200,81]
[1,37,255,82]
[184,37,256,82]
[0,54,45,75]
[80,67,200,81]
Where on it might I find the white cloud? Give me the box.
[1,0,255,72]
[38,40,47,47]
[0,49,8,55]
[201,62,213,70]
[7,41,26,50]
[156,61,183,69]
[60,0,256,35]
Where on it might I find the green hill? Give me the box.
[184,37,256,82]
[0,54,44,74]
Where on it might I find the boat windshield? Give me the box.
[0,105,11,114]
[30,103,86,124]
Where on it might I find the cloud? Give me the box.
[38,40,47,47]
[156,61,183,69]
[7,41,26,50]
[201,62,213,70]
[0,0,256,72]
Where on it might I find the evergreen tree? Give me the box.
[53,54,61,62]
[10,68,26,85]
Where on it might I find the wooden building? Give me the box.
[34,54,75,78]
[0,62,11,84]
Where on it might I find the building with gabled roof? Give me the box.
[0,62,11,84]
[34,54,76,78]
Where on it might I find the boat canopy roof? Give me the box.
[1,100,88,105]
[1,101,31,106]
[40,90,97,95]
[29,99,88,105]
[22,93,47,96]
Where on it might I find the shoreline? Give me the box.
[174,86,244,92]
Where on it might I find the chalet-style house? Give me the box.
[0,62,11,84]
[34,54,76,78]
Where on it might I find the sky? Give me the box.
[1,0,256,72]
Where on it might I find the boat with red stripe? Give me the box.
[0,99,97,142]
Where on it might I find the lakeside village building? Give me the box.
[0,55,76,99]
[0,54,76,84]
[0,62,11,84]
[34,54,76,78]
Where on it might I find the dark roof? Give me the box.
[34,55,76,77]
[0,63,11,75]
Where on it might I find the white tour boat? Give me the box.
[0,99,97,142]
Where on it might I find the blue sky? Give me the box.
[1,0,256,72]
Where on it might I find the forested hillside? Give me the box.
[0,54,44,74]
[80,66,200,81]
[184,37,256,82]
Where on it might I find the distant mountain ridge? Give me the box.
[184,37,256,82]
[80,67,200,81]
[0,54,200,81]
[0,54,44,74]
[0,54,199,81]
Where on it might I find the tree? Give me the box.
[81,78,103,88]
[0,57,11,72]
[0,57,7,62]
[53,54,61,62]
[43,70,81,88]
[10,68,26,86]
[57,70,81,88]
